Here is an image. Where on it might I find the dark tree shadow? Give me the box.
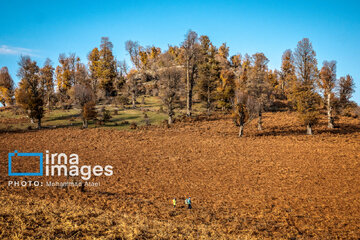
[255,123,360,137]
[47,113,81,121]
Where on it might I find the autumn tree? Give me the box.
[75,60,89,87]
[197,35,220,113]
[238,54,251,92]
[0,67,15,106]
[280,49,297,102]
[168,45,184,65]
[217,70,236,110]
[294,38,319,135]
[181,30,199,116]
[318,60,337,128]
[216,43,236,110]
[339,75,355,110]
[56,53,77,105]
[218,43,229,60]
[98,37,117,97]
[15,56,44,129]
[39,59,54,109]
[247,53,270,130]
[267,70,280,96]
[139,46,161,70]
[88,47,101,99]
[158,50,183,124]
[230,54,242,70]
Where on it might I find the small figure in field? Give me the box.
[173,198,176,208]
[187,197,192,209]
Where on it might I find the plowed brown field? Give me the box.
[1,112,360,239]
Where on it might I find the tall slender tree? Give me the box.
[39,59,54,109]
[319,60,337,128]
[88,47,101,99]
[99,37,117,97]
[56,53,77,104]
[75,60,89,87]
[181,30,199,116]
[197,35,220,113]
[125,40,142,108]
[216,43,236,110]
[158,50,183,124]
[247,53,270,130]
[280,49,297,102]
[294,38,319,135]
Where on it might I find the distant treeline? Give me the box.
[0,30,357,135]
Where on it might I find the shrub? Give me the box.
[102,109,112,123]
[143,113,150,126]
[117,95,130,106]
[130,122,137,129]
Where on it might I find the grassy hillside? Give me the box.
[0,96,212,131]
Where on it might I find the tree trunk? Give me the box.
[327,93,334,128]
[93,83,97,103]
[168,115,173,125]
[257,110,262,131]
[37,118,41,129]
[238,125,244,137]
[83,119,88,128]
[132,92,136,109]
[186,60,192,117]
[306,124,313,135]
[47,94,51,110]
[207,84,211,115]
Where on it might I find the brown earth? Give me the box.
[0,112,360,239]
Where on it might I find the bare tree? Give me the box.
[125,40,143,108]
[115,60,128,92]
[125,40,141,70]
[181,30,199,117]
[75,60,89,87]
[233,92,258,137]
[126,70,142,108]
[158,52,183,124]
[319,60,337,128]
[247,53,270,131]
[73,84,96,128]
